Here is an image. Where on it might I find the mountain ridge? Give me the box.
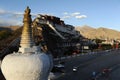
[75,25,120,40]
[0,26,20,31]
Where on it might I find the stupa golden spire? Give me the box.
[20,6,34,48]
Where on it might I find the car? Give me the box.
[51,64,65,73]
[102,68,111,74]
[73,66,78,72]
[101,68,111,77]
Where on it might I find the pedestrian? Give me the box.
[92,71,96,76]
[91,71,96,80]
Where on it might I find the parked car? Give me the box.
[51,64,65,73]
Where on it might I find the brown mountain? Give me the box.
[0,26,20,31]
[75,25,120,40]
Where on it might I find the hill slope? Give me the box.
[0,26,20,31]
[75,25,120,39]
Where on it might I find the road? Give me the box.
[55,49,120,80]
[109,65,120,80]
[0,49,120,80]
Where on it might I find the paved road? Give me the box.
[55,49,120,80]
[110,66,120,80]
[0,49,120,80]
[97,64,120,80]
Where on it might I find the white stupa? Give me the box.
[1,7,53,80]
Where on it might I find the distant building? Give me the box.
[102,39,120,45]
[102,39,115,45]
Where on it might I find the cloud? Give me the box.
[63,12,68,15]
[0,19,22,26]
[71,12,80,16]
[0,8,87,26]
[0,8,37,18]
[0,8,23,18]
[12,12,23,18]
[62,12,87,20]
[62,16,71,19]
[31,13,37,18]
[75,15,87,19]
[0,9,7,15]
[0,8,23,26]
[0,8,38,26]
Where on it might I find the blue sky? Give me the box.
[0,0,120,31]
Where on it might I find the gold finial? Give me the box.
[25,6,31,15]
[23,6,32,23]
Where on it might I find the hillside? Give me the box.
[0,26,22,51]
[75,25,120,40]
[0,26,20,31]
